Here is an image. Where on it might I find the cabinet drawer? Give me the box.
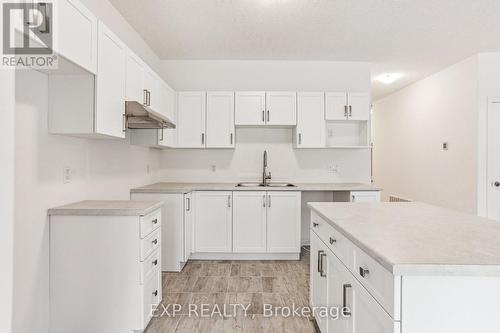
[141,269,161,329]
[140,228,161,261]
[353,246,400,319]
[140,209,161,238]
[140,249,160,284]
[311,212,353,268]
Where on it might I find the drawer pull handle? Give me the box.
[152,290,158,297]
[329,237,336,244]
[152,218,158,225]
[152,259,158,266]
[313,222,319,228]
[317,250,324,273]
[319,252,327,277]
[152,239,158,245]
[342,284,352,316]
[359,267,370,278]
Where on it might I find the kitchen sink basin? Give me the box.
[235,182,296,187]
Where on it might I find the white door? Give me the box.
[348,93,370,121]
[266,191,301,253]
[488,99,500,221]
[57,0,98,74]
[327,252,350,333]
[125,50,145,103]
[193,191,232,252]
[310,232,328,333]
[184,193,193,262]
[235,92,266,125]
[326,92,348,120]
[206,92,235,148]
[350,191,381,202]
[95,22,126,139]
[266,92,297,126]
[177,92,206,148]
[296,92,326,148]
[233,191,267,253]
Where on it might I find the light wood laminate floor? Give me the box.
[145,248,315,333]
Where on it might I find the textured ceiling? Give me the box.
[109,0,500,99]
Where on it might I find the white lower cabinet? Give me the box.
[350,191,381,202]
[266,191,301,252]
[193,191,233,252]
[233,191,267,252]
[311,232,329,333]
[184,193,193,261]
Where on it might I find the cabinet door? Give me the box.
[348,93,370,121]
[206,92,235,148]
[158,85,177,148]
[57,0,98,73]
[266,92,297,126]
[326,92,348,120]
[184,193,193,262]
[235,92,266,125]
[233,191,267,253]
[177,92,206,148]
[125,50,145,103]
[327,250,351,333]
[95,22,126,139]
[350,191,381,202]
[266,191,301,253]
[143,67,158,111]
[310,232,328,333]
[193,192,232,252]
[296,92,326,148]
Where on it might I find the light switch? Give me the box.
[63,167,71,183]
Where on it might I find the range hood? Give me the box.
[125,101,176,129]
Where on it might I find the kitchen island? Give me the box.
[308,201,500,333]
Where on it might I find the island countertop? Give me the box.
[308,201,500,276]
[130,182,381,193]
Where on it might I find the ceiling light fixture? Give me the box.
[375,73,403,85]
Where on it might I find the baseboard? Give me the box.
[189,252,300,260]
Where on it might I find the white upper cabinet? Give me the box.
[177,92,207,148]
[235,91,296,126]
[206,91,235,148]
[348,93,370,121]
[266,192,301,253]
[56,0,98,73]
[326,92,370,121]
[125,50,145,103]
[265,92,297,126]
[325,92,349,120]
[296,92,326,148]
[235,91,266,126]
[143,67,159,111]
[233,191,267,253]
[95,21,126,139]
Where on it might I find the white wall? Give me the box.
[372,56,479,214]
[159,60,372,183]
[0,70,15,333]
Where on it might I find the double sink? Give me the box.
[236,182,296,188]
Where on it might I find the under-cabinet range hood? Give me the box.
[125,101,176,129]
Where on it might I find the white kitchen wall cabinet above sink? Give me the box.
[235,91,297,126]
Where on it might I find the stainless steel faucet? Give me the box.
[262,150,272,186]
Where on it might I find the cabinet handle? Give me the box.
[313,222,319,228]
[317,250,324,273]
[159,128,164,142]
[152,259,158,266]
[227,195,231,208]
[230,133,233,145]
[329,237,336,244]
[344,105,348,118]
[262,110,265,122]
[152,290,158,297]
[320,252,327,277]
[143,89,148,105]
[201,133,205,145]
[263,195,266,207]
[186,197,191,211]
[351,195,355,202]
[39,3,50,34]
[348,105,352,118]
[342,284,352,316]
[147,90,151,106]
[152,239,158,245]
[266,110,270,122]
[359,267,370,278]
[298,133,302,145]
[152,218,158,225]
[267,194,271,207]
[122,114,127,132]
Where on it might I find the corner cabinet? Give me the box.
[193,191,233,252]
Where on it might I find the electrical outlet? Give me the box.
[63,167,71,184]
[211,161,216,172]
[327,165,338,174]
[442,142,449,151]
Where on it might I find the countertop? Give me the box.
[130,182,381,193]
[48,200,163,216]
[308,202,500,276]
